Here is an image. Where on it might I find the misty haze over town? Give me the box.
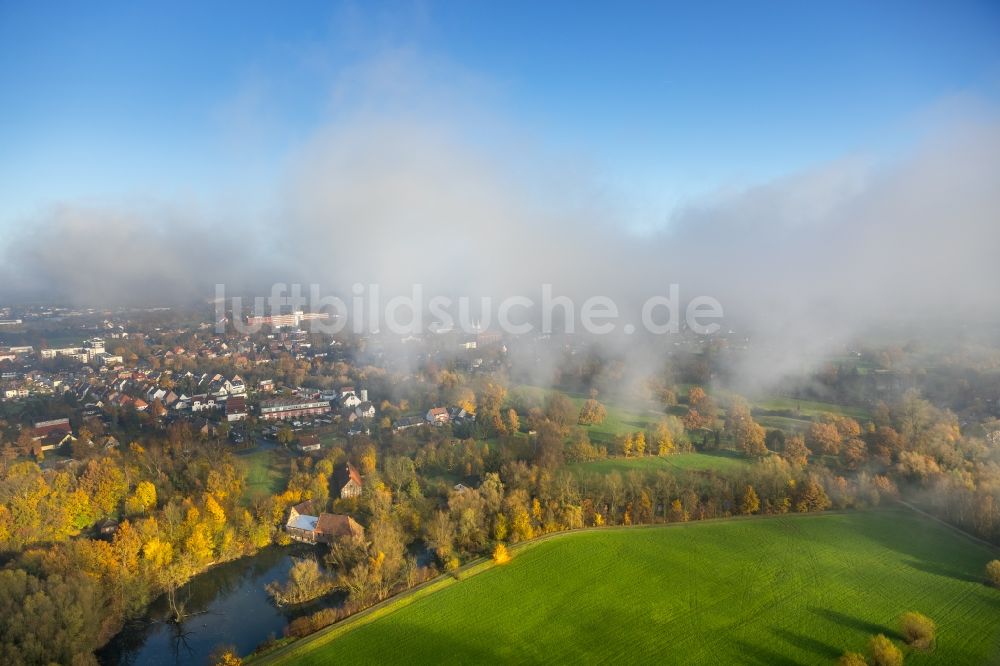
[1,3,999,666]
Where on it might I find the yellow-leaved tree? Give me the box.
[125,481,157,516]
[653,421,674,456]
[492,543,511,564]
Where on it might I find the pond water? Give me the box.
[98,545,343,665]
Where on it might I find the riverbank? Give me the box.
[98,544,342,665]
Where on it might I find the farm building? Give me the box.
[285,500,364,544]
[334,462,364,499]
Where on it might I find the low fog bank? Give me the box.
[2,58,998,391]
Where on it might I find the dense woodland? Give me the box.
[1,328,999,664]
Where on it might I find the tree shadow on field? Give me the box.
[356,621,503,664]
[769,627,840,660]
[851,511,987,583]
[902,558,981,584]
[733,640,798,666]
[809,608,900,641]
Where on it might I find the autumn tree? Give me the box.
[841,438,869,470]
[795,477,832,513]
[868,634,903,666]
[267,558,335,605]
[837,652,867,666]
[807,421,842,455]
[545,393,577,431]
[535,421,565,469]
[475,381,507,436]
[987,560,1000,587]
[782,435,811,467]
[0,569,103,664]
[425,511,455,563]
[492,543,511,564]
[741,485,760,515]
[740,421,768,458]
[657,386,678,407]
[125,480,157,516]
[578,399,607,426]
[869,425,903,463]
[566,427,602,462]
[622,433,634,457]
[634,491,654,524]
[682,408,708,432]
[384,456,416,494]
[504,408,520,435]
[899,611,936,651]
[358,443,377,475]
[724,396,752,433]
[211,647,243,666]
[652,421,674,456]
[688,387,712,414]
[633,431,647,456]
[80,457,128,517]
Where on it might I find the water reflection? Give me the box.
[99,545,343,665]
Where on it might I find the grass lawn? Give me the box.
[261,509,1000,665]
[756,414,813,432]
[238,449,290,504]
[317,431,347,449]
[755,396,871,421]
[568,450,751,477]
[511,385,662,446]
[583,404,659,445]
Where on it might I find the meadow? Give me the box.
[568,450,750,477]
[754,396,871,420]
[239,448,290,504]
[259,509,1000,665]
[510,385,872,447]
[509,385,662,446]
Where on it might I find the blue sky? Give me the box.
[1,0,998,230]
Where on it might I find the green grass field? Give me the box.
[261,510,1000,665]
[511,385,662,446]
[755,396,871,421]
[755,414,813,432]
[569,450,751,477]
[511,387,872,450]
[239,449,290,504]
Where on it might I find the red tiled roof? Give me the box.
[315,513,364,539]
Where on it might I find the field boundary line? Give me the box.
[895,499,1000,553]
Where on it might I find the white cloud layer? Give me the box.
[2,51,998,389]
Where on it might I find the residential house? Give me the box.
[33,418,72,438]
[426,407,450,425]
[34,431,76,453]
[259,397,331,421]
[340,387,362,408]
[448,407,471,423]
[190,394,218,413]
[228,375,246,395]
[334,463,363,499]
[393,415,424,432]
[297,434,321,452]
[225,396,248,422]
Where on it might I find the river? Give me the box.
[98,545,343,665]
